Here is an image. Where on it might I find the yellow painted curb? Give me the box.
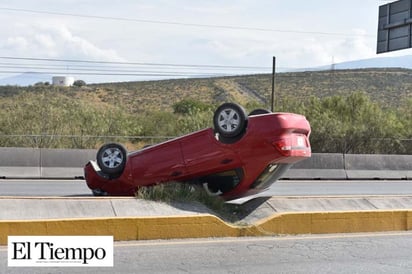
[1,210,412,245]
[0,215,242,245]
[254,210,412,235]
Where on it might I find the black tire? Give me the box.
[213,103,248,139]
[249,108,271,116]
[96,143,127,176]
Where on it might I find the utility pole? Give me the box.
[271,56,276,112]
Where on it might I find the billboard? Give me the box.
[377,0,412,54]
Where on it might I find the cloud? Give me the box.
[333,29,375,62]
[2,23,124,62]
[5,36,29,52]
[195,28,375,69]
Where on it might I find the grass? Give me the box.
[135,182,243,222]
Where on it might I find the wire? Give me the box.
[0,70,235,77]
[0,56,275,78]
[0,64,236,75]
[0,7,375,38]
[0,56,272,70]
[0,62,270,72]
[0,56,286,79]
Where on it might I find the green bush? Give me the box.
[278,92,411,154]
[172,99,211,114]
[73,80,86,87]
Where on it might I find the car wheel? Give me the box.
[96,143,127,176]
[213,103,248,139]
[249,108,271,116]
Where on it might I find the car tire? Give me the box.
[213,103,248,139]
[96,143,127,177]
[249,108,271,116]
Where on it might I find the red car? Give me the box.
[84,103,311,199]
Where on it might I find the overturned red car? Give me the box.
[84,103,311,199]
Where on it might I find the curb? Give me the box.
[2,210,412,244]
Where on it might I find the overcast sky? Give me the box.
[0,0,410,83]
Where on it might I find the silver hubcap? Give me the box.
[218,108,240,133]
[101,148,123,168]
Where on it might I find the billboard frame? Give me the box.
[377,0,412,54]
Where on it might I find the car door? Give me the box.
[180,129,241,176]
[130,140,186,185]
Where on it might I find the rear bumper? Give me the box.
[84,161,109,191]
[84,161,135,196]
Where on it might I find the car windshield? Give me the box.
[251,164,291,190]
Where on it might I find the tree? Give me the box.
[73,80,86,87]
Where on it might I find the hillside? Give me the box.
[1,68,411,113]
[90,69,412,111]
[0,68,411,153]
[85,68,412,111]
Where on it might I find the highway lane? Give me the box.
[0,179,91,197]
[2,232,412,273]
[1,179,412,197]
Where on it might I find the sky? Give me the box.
[0,0,410,84]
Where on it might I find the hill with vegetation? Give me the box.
[88,67,412,111]
[0,68,411,154]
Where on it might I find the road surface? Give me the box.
[1,179,412,197]
[2,232,412,273]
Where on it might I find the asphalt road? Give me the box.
[2,232,412,273]
[1,179,412,197]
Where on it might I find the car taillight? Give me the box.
[273,135,309,156]
[273,138,292,156]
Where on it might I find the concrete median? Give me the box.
[2,210,412,244]
[2,196,412,244]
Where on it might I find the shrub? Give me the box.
[73,80,86,87]
[172,99,211,114]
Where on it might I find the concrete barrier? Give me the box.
[0,148,40,178]
[345,154,412,180]
[40,148,96,178]
[0,148,410,180]
[0,147,95,179]
[283,153,347,179]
